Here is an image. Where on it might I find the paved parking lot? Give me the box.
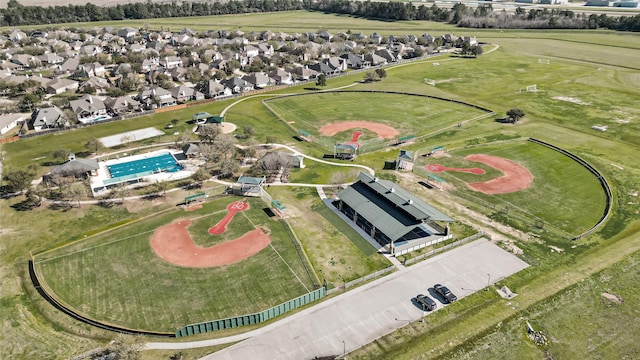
[198,239,529,360]
[203,239,529,360]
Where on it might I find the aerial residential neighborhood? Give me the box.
[0,25,475,135]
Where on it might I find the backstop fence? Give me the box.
[175,287,325,337]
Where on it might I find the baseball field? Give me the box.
[1,10,639,360]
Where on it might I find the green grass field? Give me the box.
[416,140,607,236]
[33,197,316,332]
[265,91,489,141]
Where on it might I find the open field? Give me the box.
[1,11,640,360]
[33,197,316,332]
[265,91,489,141]
[447,249,640,360]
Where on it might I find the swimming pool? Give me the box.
[107,153,182,178]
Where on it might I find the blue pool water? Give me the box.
[108,153,182,178]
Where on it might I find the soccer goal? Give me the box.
[424,78,436,86]
[526,84,538,92]
[537,58,550,64]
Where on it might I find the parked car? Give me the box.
[433,284,457,303]
[415,294,437,311]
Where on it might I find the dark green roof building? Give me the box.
[335,172,453,254]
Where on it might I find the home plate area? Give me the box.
[150,201,270,268]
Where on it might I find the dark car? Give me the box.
[415,294,437,311]
[433,284,458,303]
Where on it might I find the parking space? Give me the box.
[200,239,529,360]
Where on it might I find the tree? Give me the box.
[85,138,103,155]
[191,167,210,186]
[506,108,526,122]
[243,125,255,137]
[198,143,219,168]
[220,158,239,177]
[364,71,379,83]
[266,135,278,145]
[214,134,236,160]
[316,74,327,87]
[198,124,219,144]
[171,118,180,127]
[53,149,71,163]
[65,182,88,208]
[375,68,387,79]
[4,169,34,194]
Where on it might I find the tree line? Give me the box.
[0,0,309,26]
[1,0,638,33]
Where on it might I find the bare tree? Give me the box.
[198,143,219,168]
[65,182,88,208]
[213,134,236,160]
[85,138,103,155]
[220,158,239,177]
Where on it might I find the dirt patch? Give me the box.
[319,121,399,139]
[426,163,485,175]
[601,292,623,304]
[552,96,591,105]
[185,204,203,211]
[150,213,271,268]
[219,122,237,134]
[465,154,534,195]
[548,245,564,253]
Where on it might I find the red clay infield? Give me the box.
[208,201,250,235]
[465,154,534,194]
[425,163,486,175]
[151,201,271,268]
[319,121,399,139]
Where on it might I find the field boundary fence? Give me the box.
[175,287,325,337]
[528,138,613,240]
[404,232,486,265]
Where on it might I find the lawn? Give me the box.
[33,197,316,332]
[447,248,640,360]
[416,140,607,237]
[264,91,489,141]
[264,186,391,285]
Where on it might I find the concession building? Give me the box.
[334,172,454,255]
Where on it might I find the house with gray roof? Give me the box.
[334,172,453,254]
[69,95,109,123]
[29,106,65,131]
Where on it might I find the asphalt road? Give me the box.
[147,239,529,359]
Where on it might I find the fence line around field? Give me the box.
[404,232,486,266]
[527,138,613,240]
[175,287,325,337]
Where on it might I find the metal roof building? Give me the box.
[335,172,453,254]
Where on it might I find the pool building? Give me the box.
[90,150,193,195]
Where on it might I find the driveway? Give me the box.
[147,239,529,359]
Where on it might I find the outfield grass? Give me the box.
[416,140,607,236]
[33,197,316,332]
[265,92,488,141]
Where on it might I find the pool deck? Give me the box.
[89,149,195,196]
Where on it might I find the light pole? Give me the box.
[342,340,346,360]
[486,273,491,291]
